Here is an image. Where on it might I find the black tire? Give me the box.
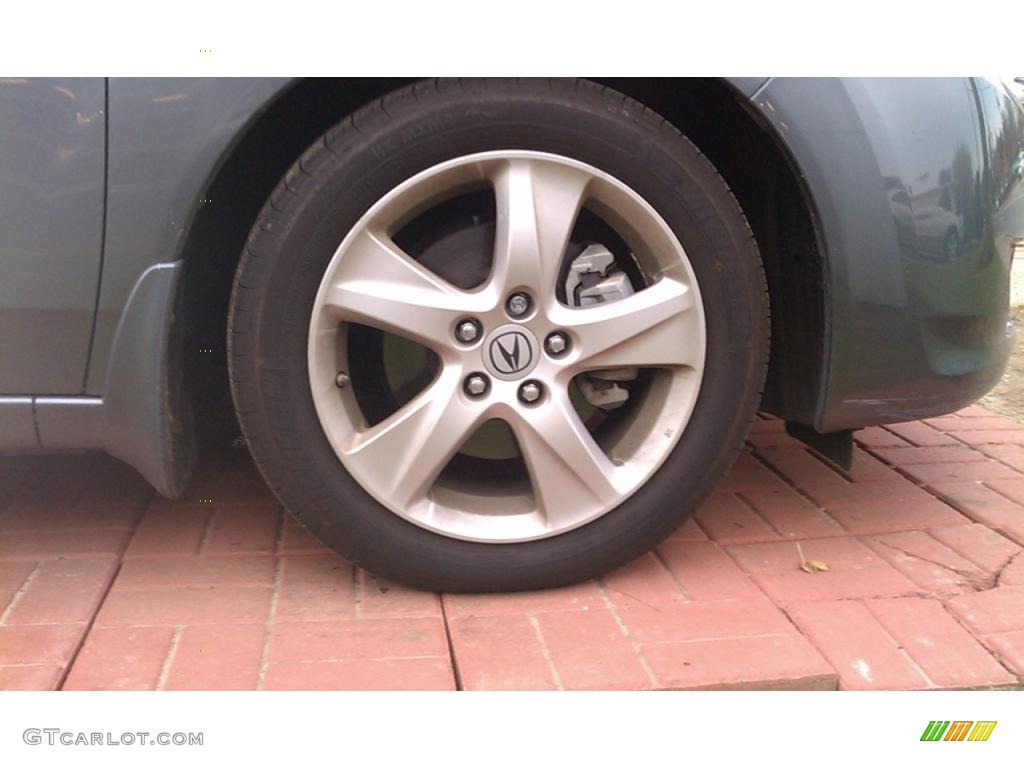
[228,78,769,592]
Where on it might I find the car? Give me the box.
[2,77,1023,592]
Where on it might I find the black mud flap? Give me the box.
[785,421,854,470]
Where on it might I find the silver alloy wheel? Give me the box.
[308,151,706,543]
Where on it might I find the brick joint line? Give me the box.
[596,582,658,689]
[732,489,786,538]
[438,597,464,691]
[527,614,564,691]
[0,562,41,624]
[256,513,286,691]
[55,560,123,691]
[155,626,183,691]
[651,549,693,602]
[860,599,936,689]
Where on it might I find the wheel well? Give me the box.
[177,78,416,439]
[594,78,828,423]
[177,77,827,445]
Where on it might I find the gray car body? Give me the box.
[1,77,1022,496]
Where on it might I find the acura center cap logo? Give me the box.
[484,324,539,381]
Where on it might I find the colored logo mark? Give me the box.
[920,721,997,742]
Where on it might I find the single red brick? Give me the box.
[94,585,272,627]
[264,658,454,690]
[980,476,1024,506]
[751,566,917,602]
[62,626,174,690]
[657,541,763,600]
[0,664,64,690]
[865,531,988,594]
[695,491,778,544]
[899,461,1021,485]
[643,633,835,690]
[729,536,892,571]
[114,556,277,590]
[0,529,130,561]
[810,479,926,509]
[200,503,280,555]
[746,430,802,450]
[357,570,442,617]
[0,505,140,532]
[3,558,117,625]
[665,518,708,542]
[787,601,928,689]
[273,554,355,622]
[978,444,1024,473]
[600,552,686,610]
[946,587,1024,634]
[442,580,605,618]
[947,429,1024,446]
[930,481,1024,546]
[268,618,448,663]
[163,624,265,690]
[740,486,845,539]
[846,448,907,483]
[928,524,1020,573]
[448,614,558,690]
[728,538,917,602]
[927,415,1023,432]
[0,624,85,666]
[872,446,987,466]
[718,453,787,491]
[983,631,1024,675]
[534,608,651,690]
[123,504,211,559]
[756,447,845,494]
[856,427,912,449]
[614,596,796,644]
[865,597,1015,688]
[886,422,959,447]
[826,496,967,534]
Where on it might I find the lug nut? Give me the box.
[518,381,542,404]
[455,320,480,343]
[506,292,531,317]
[544,332,568,356]
[464,374,489,397]
[335,371,350,388]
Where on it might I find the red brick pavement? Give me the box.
[1,408,1023,690]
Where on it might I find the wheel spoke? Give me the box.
[340,368,480,509]
[553,278,700,371]
[509,392,626,530]
[322,229,471,349]
[489,158,591,301]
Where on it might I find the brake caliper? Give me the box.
[565,244,638,410]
